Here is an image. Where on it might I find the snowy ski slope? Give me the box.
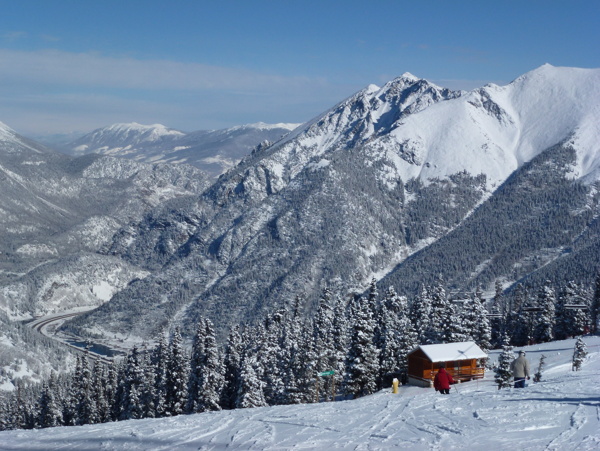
[1,336,599,450]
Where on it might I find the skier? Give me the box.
[433,364,455,394]
[510,350,530,388]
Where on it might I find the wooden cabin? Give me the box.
[407,341,487,387]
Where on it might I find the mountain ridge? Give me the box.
[64,122,300,178]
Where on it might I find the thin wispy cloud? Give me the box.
[0,49,322,92]
[2,31,27,41]
[40,34,61,42]
[0,48,345,134]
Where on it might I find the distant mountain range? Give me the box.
[1,65,599,382]
[60,122,300,177]
[60,64,600,344]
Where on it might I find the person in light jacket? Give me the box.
[434,365,455,394]
[511,350,530,388]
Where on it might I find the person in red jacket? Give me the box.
[434,365,455,394]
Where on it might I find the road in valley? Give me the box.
[26,309,124,364]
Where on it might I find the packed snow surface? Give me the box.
[2,337,598,450]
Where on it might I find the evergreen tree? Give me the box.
[311,289,336,401]
[489,280,505,347]
[512,287,536,346]
[378,287,418,385]
[221,325,244,410]
[469,290,492,352]
[92,360,110,423]
[235,354,267,408]
[533,282,556,344]
[261,310,286,405]
[495,335,514,390]
[344,296,380,398]
[187,317,207,413]
[187,317,224,413]
[75,352,96,425]
[166,328,189,416]
[572,337,587,371]
[410,284,431,344]
[140,348,157,419]
[105,360,120,422]
[37,372,62,428]
[276,295,311,405]
[556,281,589,340]
[291,318,317,405]
[533,355,546,383]
[378,286,403,384]
[367,278,379,317]
[119,346,145,420]
[330,294,350,394]
[424,278,456,343]
[152,334,170,417]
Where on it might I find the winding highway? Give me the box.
[27,309,119,365]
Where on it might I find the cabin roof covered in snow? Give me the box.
[410,342,487,362]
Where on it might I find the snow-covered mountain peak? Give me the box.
[232,65,599,202]
[0,121,45,154]
[97,122,184,140]
[399,71,419,81]
[370,65,600,187]
[230,122,301,132]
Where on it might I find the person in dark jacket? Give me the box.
[434,365,455,394]
[511,350,530,388]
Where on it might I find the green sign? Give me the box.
[318,370,335,377]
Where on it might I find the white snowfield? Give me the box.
[2,337,599,450]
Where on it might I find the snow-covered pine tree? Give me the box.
[533,281,556,344]
[471,290,492,352]
[235,354,267,409]
[410,284,432,344]
[221,325,244,410]
[330,294,350,395]
[119,345,145,421]
[290,317,317,405]
[166,328,189,416]
[378,286,403,385]
[367,278,379,318]
[311,288,336,401]
[262,310,287,405]
[555,281,588,340]
[152,333,170,417]
[506,284,526,345]
[512,287,536,346]
[276,314,301,405]
[276,295,311,405]
[190,317,224,413]
[489,280,505,347]
[572,337,587,371]
[533,354,546,383]
[76,352,96,425]
[344,296,380,398]
[187,317,207,413]
[495,335,514,390]
[140,347,157,419]
[91,359,110,423]
[424,277,456,344]
[37,372,62,428]
[105,359,120,422]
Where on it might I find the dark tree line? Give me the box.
[489,277,597,348]
[3,272,599,431]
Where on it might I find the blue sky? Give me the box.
[0,0,598,136]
